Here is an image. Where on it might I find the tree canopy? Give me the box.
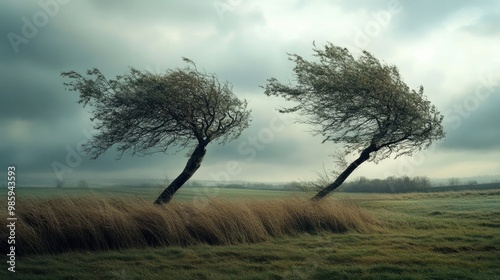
[62,58,251,204]
[264,43,445,200]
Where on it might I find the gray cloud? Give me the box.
[1,0,499,184]
[388,0,493,38]
[461,11,500,37]
[0,66,78,122]
[440,89,500,151]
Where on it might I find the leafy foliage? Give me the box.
[265,43,445,162]
[62,58,251,159]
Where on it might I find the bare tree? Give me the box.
[264,43,445,201]
[62,58,251,204]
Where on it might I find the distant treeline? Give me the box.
[336,176,432,193]
[336,177,500,193]
[215,176,433,193]
[182,178,500,194]
[216,182,301,192]
[213,177,500,194]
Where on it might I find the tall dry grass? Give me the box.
[0,196,382,255]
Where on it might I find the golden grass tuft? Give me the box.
[0,196,383,255]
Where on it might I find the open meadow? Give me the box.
[1,187,499,280]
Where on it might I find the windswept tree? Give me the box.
[62,58,251,204]
[264,43,445,201]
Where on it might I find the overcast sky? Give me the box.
[1,0,499,186]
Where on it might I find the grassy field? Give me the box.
[1,187,499,279]
[13,185,303,201]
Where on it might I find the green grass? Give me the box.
[2,189,499,279]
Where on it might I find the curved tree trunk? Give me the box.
[154,144,207,205]
[312,143,377,201]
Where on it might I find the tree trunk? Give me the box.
[312,143,377,201]
[154,144,207,205]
